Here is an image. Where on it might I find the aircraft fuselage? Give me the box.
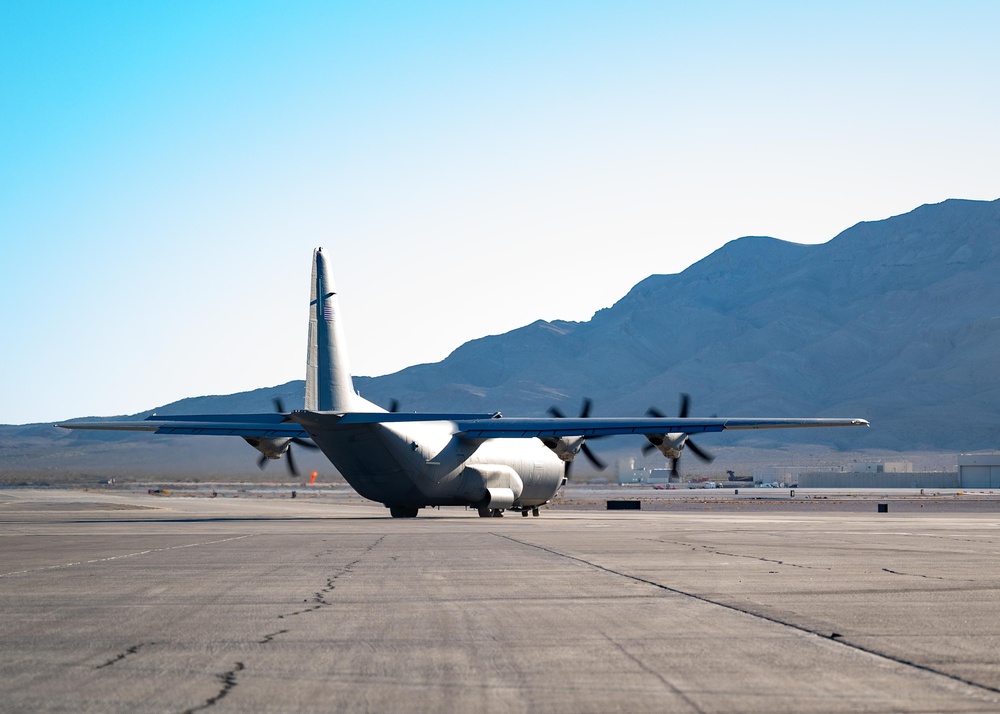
[306,418,565,510]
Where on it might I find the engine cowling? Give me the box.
[644,432,688,460]
[539,436,585,462]
[243,436,292,460]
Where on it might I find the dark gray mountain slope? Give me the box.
[360,198,1000,451]
[3,198,997,476]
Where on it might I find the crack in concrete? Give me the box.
[182,661,244,713]
[279,564,352,618]
[653,538,831,570]
[882,567,975,582]
[278,535,385,619]
[600,631,705,713]
[258,629,288,645]
[496,533,1000,701]
[183,530,391,714]
[95,642,153,669]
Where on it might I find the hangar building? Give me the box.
[793,462,958,488]
[958,454,1000,488]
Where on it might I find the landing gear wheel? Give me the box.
[521,509,529,517]
[477,507,492,518]
[492,509,504,517]
[532,507,540,517]
[389,506,419,518]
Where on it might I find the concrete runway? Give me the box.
[3,488,1000,712]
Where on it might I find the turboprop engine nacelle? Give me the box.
[243,436,291,460]
[645,433,688,460]
[540,435,585,462]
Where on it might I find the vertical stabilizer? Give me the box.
[305,248,357,411]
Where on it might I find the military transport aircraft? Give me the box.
[58,248,868,518]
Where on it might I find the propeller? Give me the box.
[255,397,319,477]
[642,393,714,477]
[547,398,607,474]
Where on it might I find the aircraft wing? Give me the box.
[284,411,868,437]
[55,411,501,438]
[450,416,869,439]
[58,411,868,440]
[56,413,311,439]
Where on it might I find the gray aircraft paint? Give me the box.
[56,247,867,517]
[300,247,564,509]
[307,247,361,413]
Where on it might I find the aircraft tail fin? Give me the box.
[305,248,359,412]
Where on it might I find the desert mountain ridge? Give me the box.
[4,197,999,478]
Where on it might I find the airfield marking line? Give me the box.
[0,535,253,579]
[494,532,1000,701]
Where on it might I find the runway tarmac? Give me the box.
[3,487,1000,713]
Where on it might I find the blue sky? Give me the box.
[2,1,998,424]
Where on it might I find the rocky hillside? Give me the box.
[361,198,1000,451]
[4,198,998,479]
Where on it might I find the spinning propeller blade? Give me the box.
[548,398,607,472]
[643,394,715,474]
[251,396,316,476]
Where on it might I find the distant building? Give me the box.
[768,461,958,488]
[846,461,912,473]
[616,459,676,485]
[753,466,801,486]
[617,458,645,485]
[649,469,673,484]
[797,471,958,489]
[958,454,1000,488]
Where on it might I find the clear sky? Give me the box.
[2,1,998,424]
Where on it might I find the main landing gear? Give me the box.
[479,507,540,518]
[389,505,419,518]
